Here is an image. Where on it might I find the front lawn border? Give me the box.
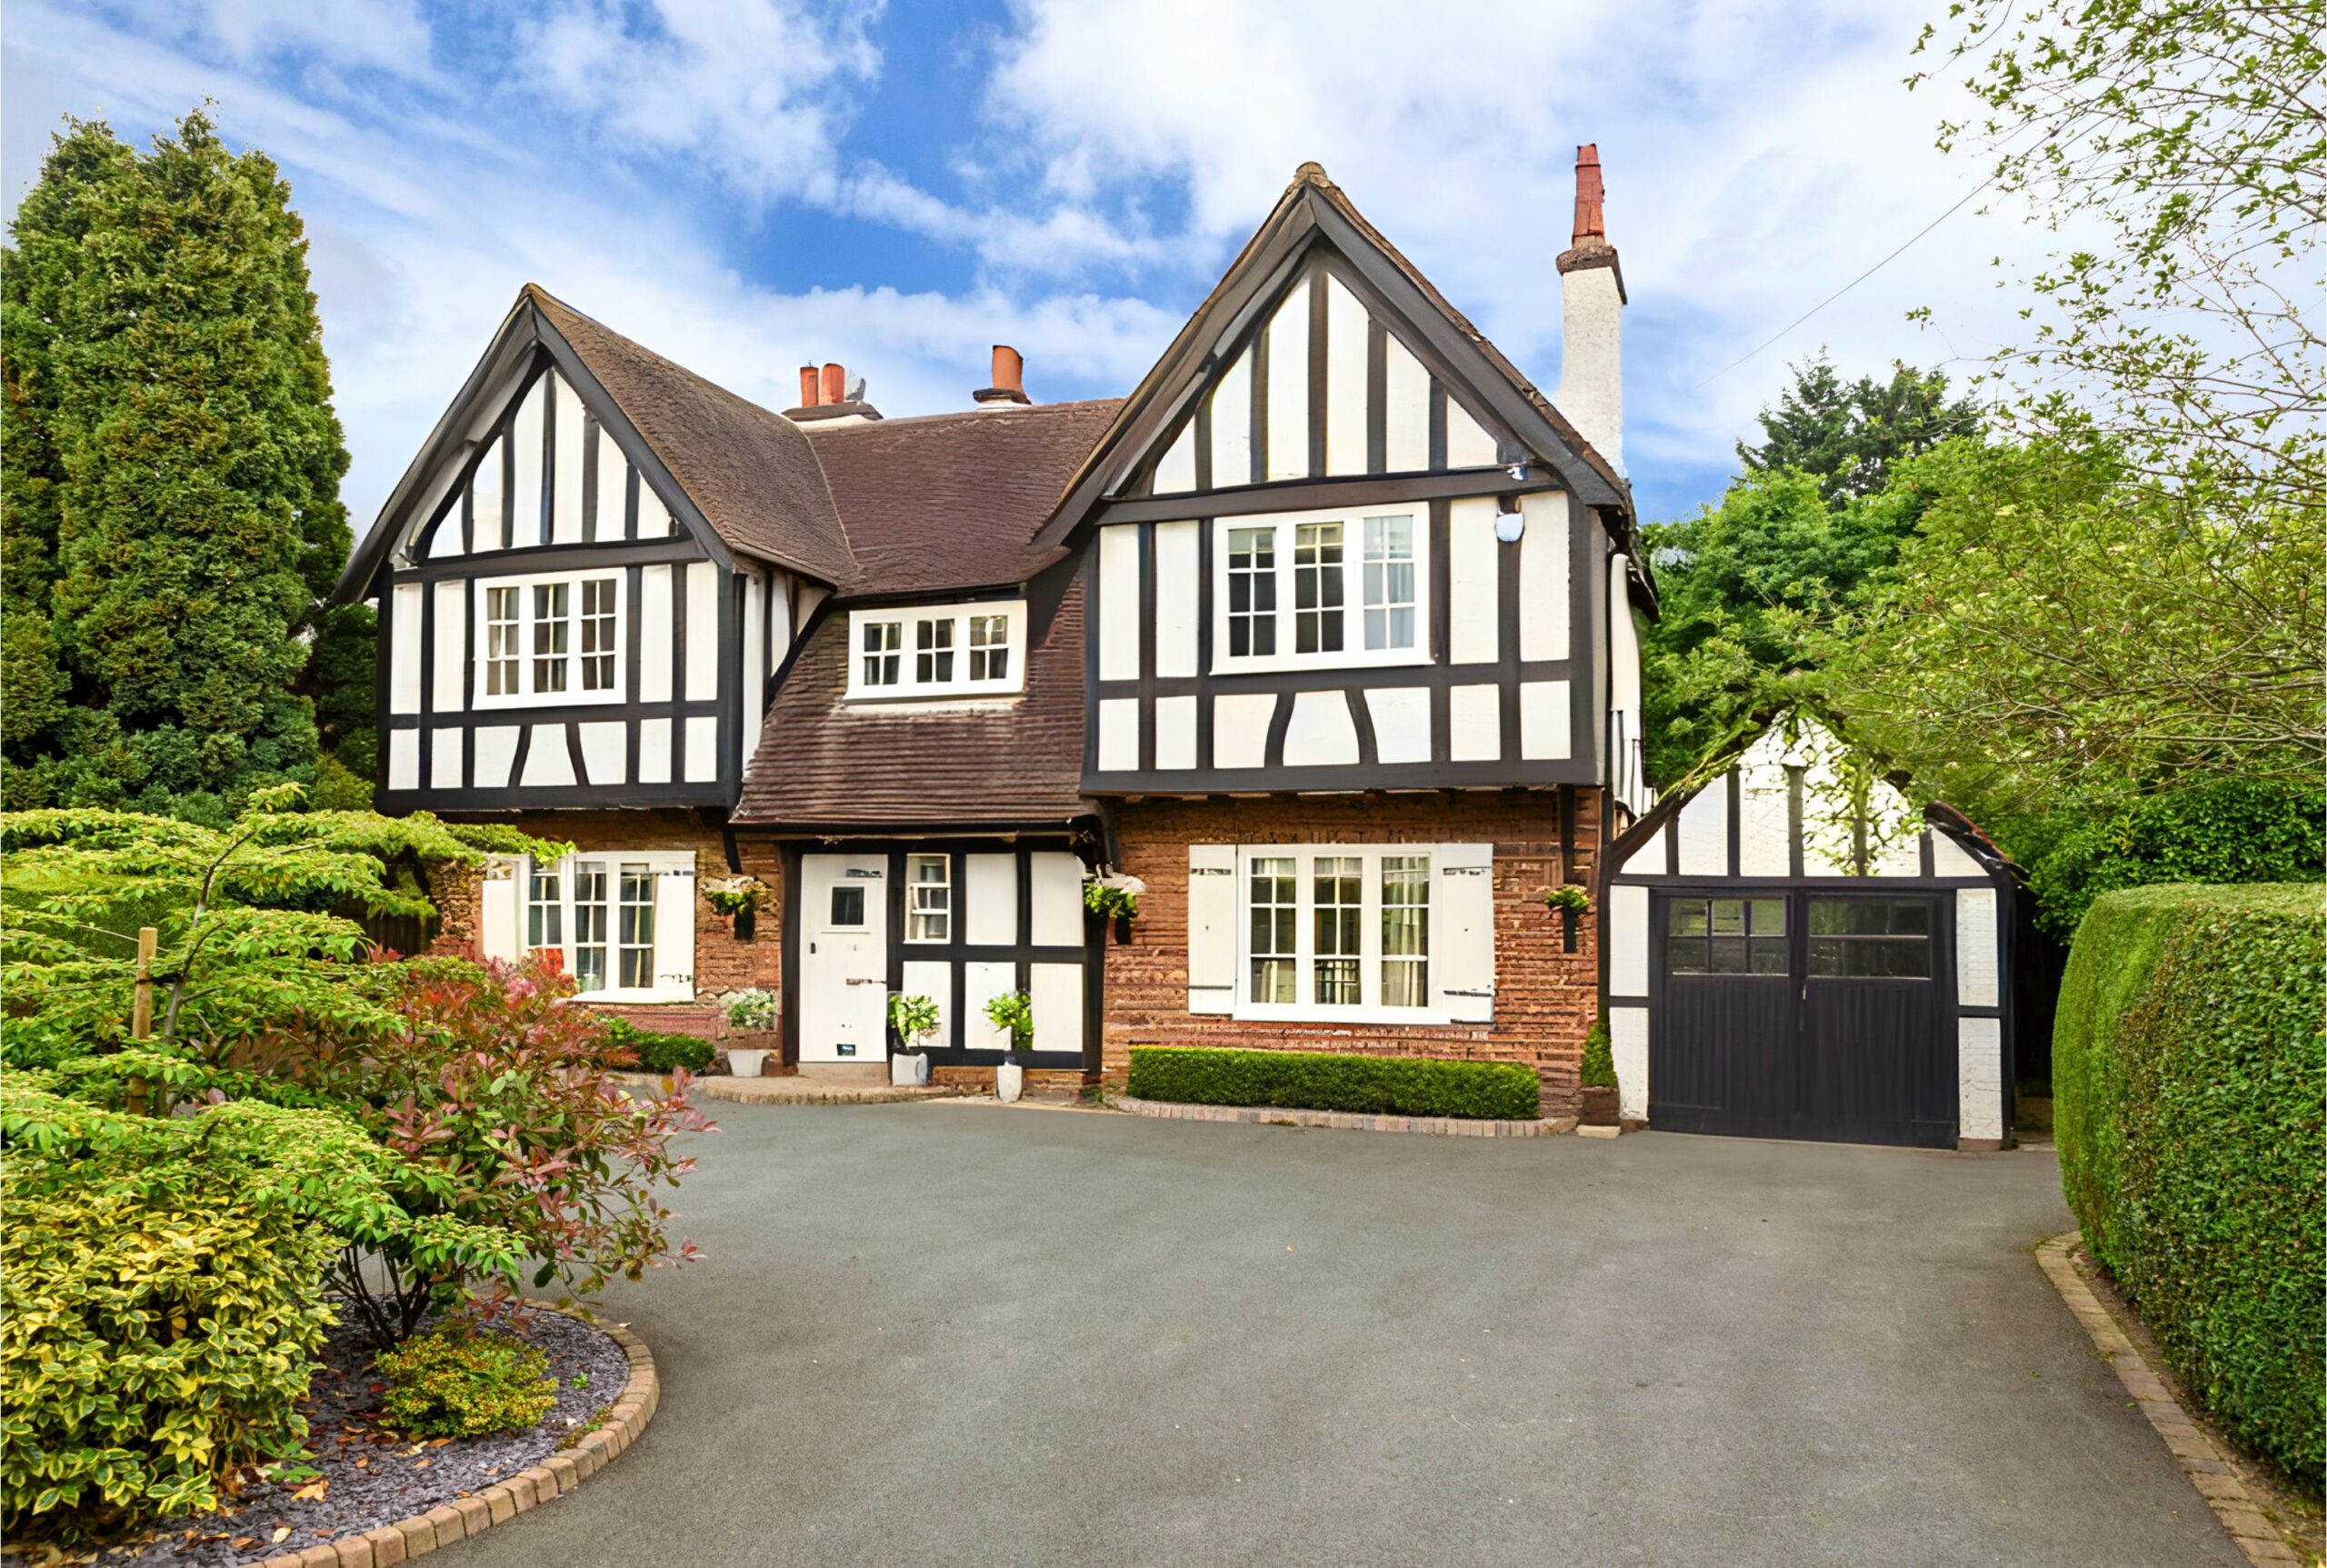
[252,1306,657,1568]
[2037,1233,2315,1565]
[1110,1093,1573,1138]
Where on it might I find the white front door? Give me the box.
[799,854,889,1063]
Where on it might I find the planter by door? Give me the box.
[728,1048,770,1079]
[1579,1086,1620,1127]
[995,1060,1024,1103]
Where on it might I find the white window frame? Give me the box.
[519,850,693,1002]
[845,600,1027,700]
[1210,506,1432,674]
[1232,844,1453,1024]
[904,852,952,944]
[472,568,627,708]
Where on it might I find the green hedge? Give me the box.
[1125,1046,1540,1120]
[2053,883,2323,1485]
[598,1018,715,1074]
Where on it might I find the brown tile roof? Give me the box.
[803,399,1123,594]
[526,287,860,585]
[732,578,1091,828]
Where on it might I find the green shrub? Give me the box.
[1578,1020,1618,1089]
[2,1144,339,1534]
[600,1017,714,1074]
[375,1323,557,1439]
[2053,883,2324,1485]
[2018,781,2323,939]
[1125,1047,1540,1120]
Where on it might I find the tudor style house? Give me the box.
[338,152,1657,1111]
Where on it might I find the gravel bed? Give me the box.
[11,1305,630,1568]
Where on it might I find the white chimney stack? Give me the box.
[1554,144,1625,474]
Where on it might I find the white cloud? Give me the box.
[972,0,2067,509]
[514,0,881,206]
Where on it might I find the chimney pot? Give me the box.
[798,365,821,407]
[973,344,1034,407]
[821,363,847,405]
[1572,144,1606,245]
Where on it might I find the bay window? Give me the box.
[1213,507,1428,672]
[474,570,624,706]
[846,601,1026,699]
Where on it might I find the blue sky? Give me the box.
[3,0,2059,537]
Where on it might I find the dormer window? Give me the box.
[1212,506,1430,674]
[846,601,1027,700]
[474,569,626,707]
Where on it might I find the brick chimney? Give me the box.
[1554,145,1625,472]
[973,345,1032,408]
[785,360,882,424]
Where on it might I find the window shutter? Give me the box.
[1187,844,1237,1014]
[480,858,521,964]
[654,854,698,1000]
[1432,844,1496,1022]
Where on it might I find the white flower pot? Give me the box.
[727,1048,769,1079]
[995,1060,1024,1104]
[891,1053,930,1087]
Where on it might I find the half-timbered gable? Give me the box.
[1035,163,1654,803]
[337,286,854,815]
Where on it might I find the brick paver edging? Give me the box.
[253,1307,658,1568]
[1109,1094,1575,1138]
[2035,1233,2303,1565]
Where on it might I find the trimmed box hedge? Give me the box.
[599,1018,715,1074]
[1125,1046,1541,1121]
[2053,883,2323,1485]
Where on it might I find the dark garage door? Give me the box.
[1650,891,1956,1148]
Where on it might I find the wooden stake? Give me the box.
[129,926,157,1116]
[132,926,157,1040]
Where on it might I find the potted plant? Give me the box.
[888,993,939,1086]
[1084,874,1144,944]
[984,990,1034,1103]
[720,988,781,1076]
[1578,1016,1620,1134]
[704,874,768,940]
[1542,884,1591,917]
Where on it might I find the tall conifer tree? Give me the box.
[2,109,360,820]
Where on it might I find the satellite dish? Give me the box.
[844,375,867,404]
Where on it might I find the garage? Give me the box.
[1600,713,2021,1150]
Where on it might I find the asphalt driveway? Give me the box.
[458,1104,2239,1568]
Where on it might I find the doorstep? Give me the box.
[1110,1094,1575,1138]
[609,1071,964,1106]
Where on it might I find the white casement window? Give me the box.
[503,850,696,1003]
[861,619,903,687]
[1185,843,1493,1024]
[845,601,1027,700]
[1212,507,1429,673]
[473,569,625,707]
[906,853,951,943]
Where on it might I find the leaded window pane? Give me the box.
[617,864,655,990]
[1381,854,1430,1007]
[1313,856,1362,1004]
[1249,855,1296,1003]
[533,583,569,693]
[1293,522,1344,654]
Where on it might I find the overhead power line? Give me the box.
[1693,176,1995,389]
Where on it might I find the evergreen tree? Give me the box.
[1,109,360,820]
[1737,352,1982,504]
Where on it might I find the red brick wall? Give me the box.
[424,810,784,1041]
[1103,792,1603,1114]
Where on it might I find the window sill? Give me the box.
[473,689,628,710]
[1231,1004,1459,1027]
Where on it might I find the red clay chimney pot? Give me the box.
[820,363,846,405]
[798,365,821,407]
[1573,144,1606,245]
[991,345,1024,395]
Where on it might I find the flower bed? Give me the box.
[0,1308,629,1568]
